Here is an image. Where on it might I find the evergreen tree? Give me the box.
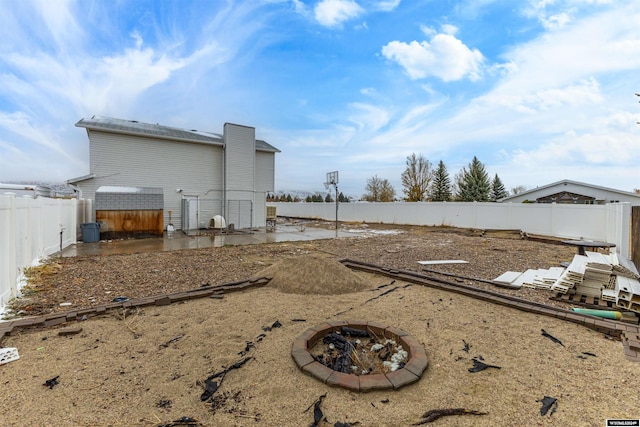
[490,174,509,201]
[401,153,433,201]
[325,193,333,202]
[455,156,491,202]
[305,195,312,203]
[430,160,452,201]
[338,192,349,202]
[286,194,293,202]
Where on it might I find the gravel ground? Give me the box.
[2,221,638,427]
[8,221,578,317]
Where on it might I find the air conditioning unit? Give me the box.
[209,215,226,229]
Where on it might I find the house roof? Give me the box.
[500,179,640,202]
[75,116,280,153]
[96,186,163,194]
[66,173,96,185]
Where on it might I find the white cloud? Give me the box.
[381,33,484,81]
[510,129,639,167]
[441,24,459,35]
[540,12,573,29]
[314,0,364,27]
[280,125,357,150]
[347,102,390,132]
[367,0,401,12]
[312,0,398,27]
[523,0,618,30]
[0,112,64,155]
[420,25,437,37]
[497,7,640,95]
[291,0,307,14]
[482,78,603,113]
[0,1,278,183]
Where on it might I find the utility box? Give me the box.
[266,206,276,231]
[266,206,276,220]
[80,222,101,243]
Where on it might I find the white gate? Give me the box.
[181,196,199,232]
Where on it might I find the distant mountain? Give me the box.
[271,189,356,202]
[272,189,317,199]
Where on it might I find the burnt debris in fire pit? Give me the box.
[310,326,409,375]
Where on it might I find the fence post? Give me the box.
[632,206,639,268]
[8,195,17,302]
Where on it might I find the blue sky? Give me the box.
[1,0,639,198]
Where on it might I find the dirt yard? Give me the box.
[1,223,638,426]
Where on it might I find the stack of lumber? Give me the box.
[610,252,640,279]
[575,252,613,297]
[584,252,613,280]
[515,269,552,289]
[550,253,615,297]
[531,267,564,290]
[600,275,618,303]
[494,251,640,313]
[550,255,587,294]
[552,252,640,313]
[616,276,640,312]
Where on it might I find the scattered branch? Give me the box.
[413,408,487,425]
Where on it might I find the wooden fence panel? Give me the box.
[96,209,163,239]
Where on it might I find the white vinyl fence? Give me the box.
[272,201,632,259]
[0,195,80,308]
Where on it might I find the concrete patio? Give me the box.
[60,223,369,257]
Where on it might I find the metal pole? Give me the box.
[335,184,339,231]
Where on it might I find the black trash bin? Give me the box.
[81,222,101,243]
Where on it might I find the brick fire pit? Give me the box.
[291,320,428,392]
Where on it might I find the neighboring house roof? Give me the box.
[75,116,280,153]
[500,179,640,203]
[66,173,96,185]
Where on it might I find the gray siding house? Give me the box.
[69,116,279,232]
[501,179,640,205]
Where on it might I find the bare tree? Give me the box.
[401,153,433,201]
[379,179,396,202]
[511,185,528,195]
[363,175,396,202]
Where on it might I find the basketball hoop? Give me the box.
[326,171,338,186]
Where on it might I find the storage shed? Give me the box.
[95,186,164,239]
